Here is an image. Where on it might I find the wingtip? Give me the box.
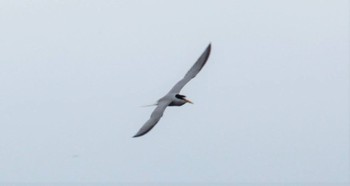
[206,43,212,52]
[132,131,145,138]
[205,43,212,56]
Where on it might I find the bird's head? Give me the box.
[175,94,193,104]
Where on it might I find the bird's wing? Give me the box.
[168,44,211,94]
[133,100,171,137]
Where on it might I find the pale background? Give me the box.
[0,0,349,185]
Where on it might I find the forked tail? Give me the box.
[141,103,157,107]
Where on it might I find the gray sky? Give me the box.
[0,0,349,185]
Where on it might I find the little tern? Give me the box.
[133,44,211,137]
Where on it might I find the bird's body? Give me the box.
[133,44,211,137]
[168,96,187,106]
[161,94,190,106]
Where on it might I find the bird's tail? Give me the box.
[141,103,157,107]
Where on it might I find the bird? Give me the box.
[133,44,211,137]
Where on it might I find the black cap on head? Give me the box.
[175,94,186,99]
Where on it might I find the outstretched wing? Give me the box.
[168,44,211,94]
[133,100,171,137]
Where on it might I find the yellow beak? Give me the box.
[184,98,193,104]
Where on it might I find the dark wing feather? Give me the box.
[133,100,171,137]
[168,44,211,94]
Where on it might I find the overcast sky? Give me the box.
[0,0,349,185]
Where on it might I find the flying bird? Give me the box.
[133,44,212,137]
